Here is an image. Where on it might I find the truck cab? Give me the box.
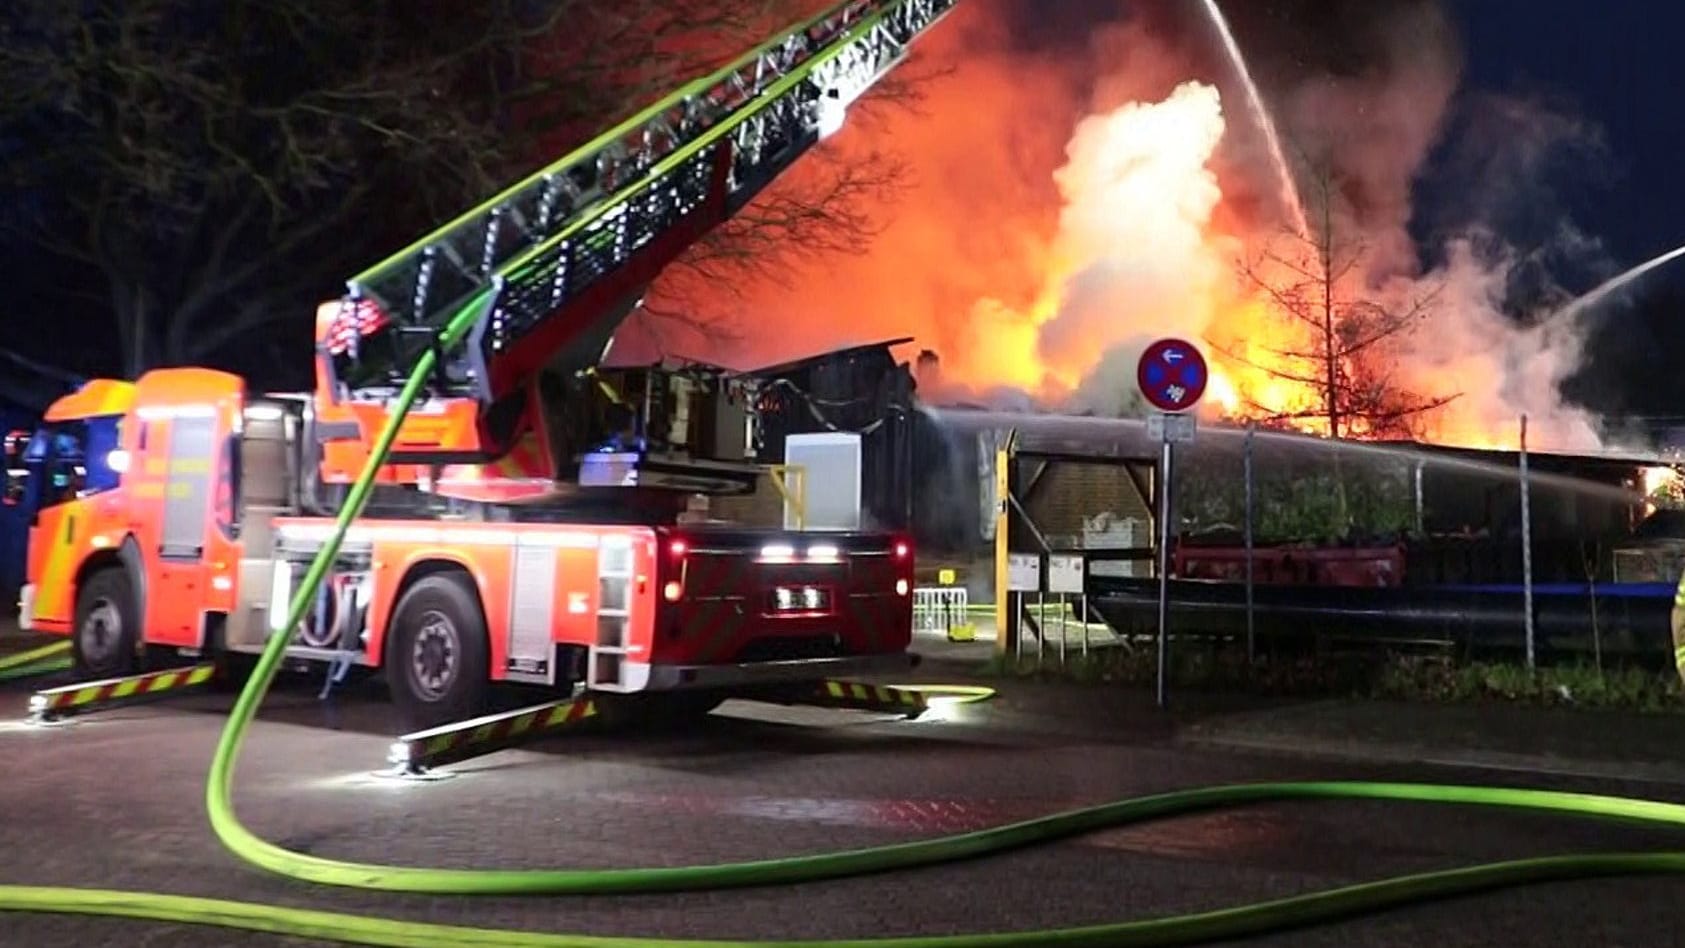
[7,372,250,676]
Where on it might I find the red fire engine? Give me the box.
[3,0,956,728]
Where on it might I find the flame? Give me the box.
[1643,465,1677,498]
[648,2,1608,454]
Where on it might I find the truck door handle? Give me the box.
[63,516,75,545]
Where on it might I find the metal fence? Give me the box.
[912,586,970,639]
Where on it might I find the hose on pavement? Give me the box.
[0,640,72,681]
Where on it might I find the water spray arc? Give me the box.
[1554,241,1685,319]
[1199,0,1309,238]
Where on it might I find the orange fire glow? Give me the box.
[643,0,1607,454]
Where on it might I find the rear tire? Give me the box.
[72,568,141,679]
[386,573,490,730]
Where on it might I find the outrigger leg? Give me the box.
[26,664,218,726]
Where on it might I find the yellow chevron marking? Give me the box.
[825,681,845,698]
[113,679,143,698]
[35,536,78,625]
[849,683,868,700]
[72,686,102,706]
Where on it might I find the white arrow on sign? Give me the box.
[1164,348,1183,363]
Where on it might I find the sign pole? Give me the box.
[1046,553,1084,668]
[1136,337,1206,712]
[1005,550,1042,667]
[1156,432,1173,710]
[1059,591,1068,666]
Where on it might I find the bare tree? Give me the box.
[1216,162,1459,439]
[0,0,922,381]
[639,48,945,350]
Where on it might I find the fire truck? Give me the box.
[2,0,957,728]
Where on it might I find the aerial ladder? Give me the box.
[311,0,962,497]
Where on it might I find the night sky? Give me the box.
[1449,1,1685,269]
[1440,0,1685,427]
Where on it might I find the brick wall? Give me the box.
[707,473,791,527]
[1022,461,1153,543]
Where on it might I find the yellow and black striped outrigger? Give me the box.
[378,680,936,779]
[807,679,929,717]
[382,697,601,779]
[27,664,217,725]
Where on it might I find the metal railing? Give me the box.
[913,586,970,639]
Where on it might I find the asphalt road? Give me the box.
[0,652,1682,948]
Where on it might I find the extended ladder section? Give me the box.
[323,0,960,409]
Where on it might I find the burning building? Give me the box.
[647,0,1635,460]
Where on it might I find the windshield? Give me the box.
[23,415,123,508]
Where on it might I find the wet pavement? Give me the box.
[0,633,1682,947]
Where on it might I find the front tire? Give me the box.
[72,568,141,679]
[386,573,490,730]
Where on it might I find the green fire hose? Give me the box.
[2,292,1684,944]
[0,640,72,682]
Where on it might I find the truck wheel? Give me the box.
[73,568,141,679]
[387,573,489,730]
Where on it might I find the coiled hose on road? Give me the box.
[2,299,1684,945]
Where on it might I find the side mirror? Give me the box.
[3,429,29,507]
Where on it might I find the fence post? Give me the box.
[1413,460,1425,535]
[1243,423,1256,663]
[1519,414,1535,671]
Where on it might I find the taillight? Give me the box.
[893,539,911,560]
[662,534,688,601]
[895,578,909,596]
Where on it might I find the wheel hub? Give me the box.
[410,611,458,701]
[79,598,121,663]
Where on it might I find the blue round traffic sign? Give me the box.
[1136,338,1207,413]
